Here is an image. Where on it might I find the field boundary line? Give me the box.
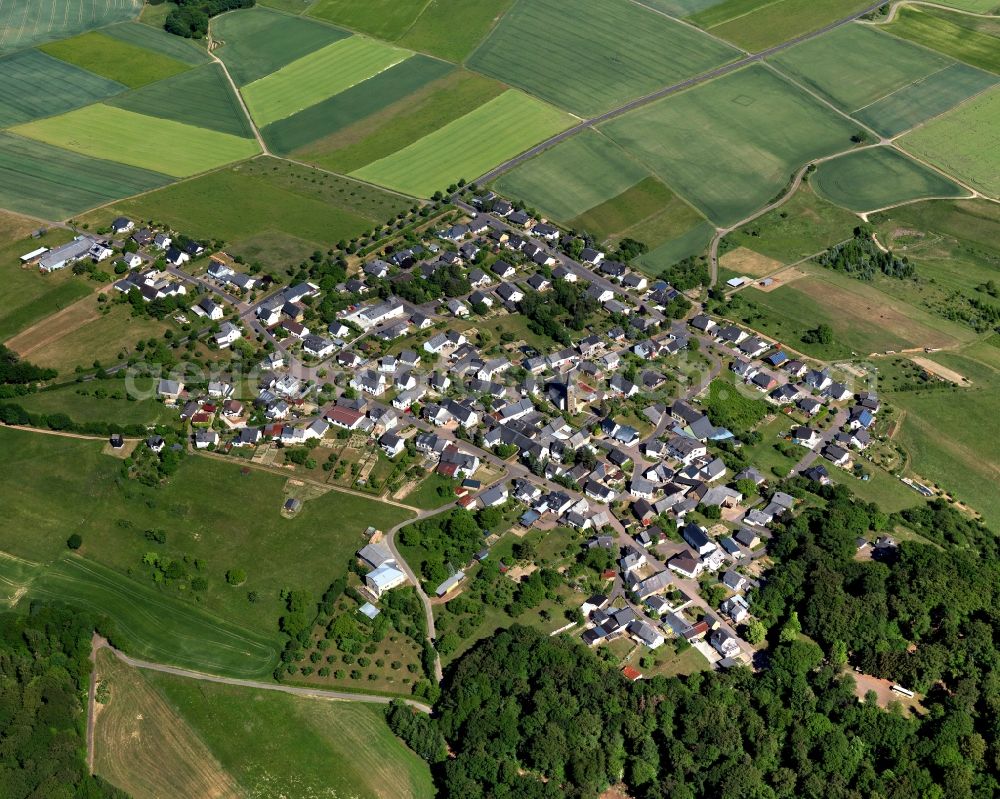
[625,0,750,54]
[471,0,888,187]
[94,636,433,712]
[850,63,956,114]
[701,0,786,30]
[865,0,1000,25]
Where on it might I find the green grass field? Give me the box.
[769,23,953,114]
[298,68,504,173]
[101,19,212,65]
[4,554,281,678]
[144,670,436,798]
[242,36,410,127]
[17,378,177,426]
[13,104,260,178]
[900,88,1000,197]
[212,6,349,86]
[884,6,1000,75]
[39,30,192,88]
[633,220,717,274]
[262,55,453,155]
[0,132,171,220]
[601,65,859,226]
[929,0,999,10]
[740,263,971,357]
[494,130,650,222]
[690,0,872,52]
[468,0,739,116]
[855,62,997,138]
[398,0,514,62]
[85,157,408,258]
[0,217,90,340]
[871,196,1000,257]
[0,50,125,128]
[570,176,708,251]
[307,0,426,39]
[0,0,140,54]
[812,147,965,212]
[0,426,413,645]
[721,182,858,264]
[108,63,255,139]
[892,344,1000,529]
[641,0,726,14]
[352,89,574,197]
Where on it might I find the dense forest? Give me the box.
[396,482,1000,798]
[0,605,128,799]
[816,226,914,280]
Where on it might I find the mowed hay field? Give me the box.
[884,6,1000,75]
[0,426,413,658]
[12,104,260,178]
[688,0,872,51]
[133,663,435,799]
[352,89,574,197]
[494,130,650,223]
[0,132,171,220]
[212,6,349,86]
[242,36,410,127]
[900,88,1000,197]
[0,0,139,54]
[296,68,504,173]
[812,147,965,212]
[89,157,410,257]
[261,54,453,155]
[108,63,256,138]
[601,65,858,226]
[468,0,739,117]
[93,651,242,799]
[39,29,192,87]
[0,49,124,127]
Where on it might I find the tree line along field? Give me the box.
[86,156,411,261]
[101,19,213,65]
[352,89,574,197]
[900,86,1000,198]
[0,0,139,54]
[94,651,435,799]
[812,146,965,213]
[0,426,413,673]
[468,0,740,117]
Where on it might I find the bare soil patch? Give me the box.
[910,355,971,386]
[93,650,242,799]
[754,266,808,291]
[720,246,785,276]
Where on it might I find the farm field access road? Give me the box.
[472,0,890,187]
